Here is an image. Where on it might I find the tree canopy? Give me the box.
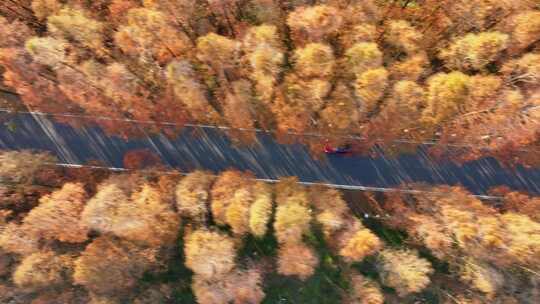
[0,1,537,163]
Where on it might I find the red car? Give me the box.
[324,142,352,154]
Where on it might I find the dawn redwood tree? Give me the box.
[141,0,204,42]
[223,79,257,134]
[192,267,266,304]
[224,268,266,304]
[12,250,74,290]
[0,150,56,184]
[81,183,130,235]
[225,187,253,235]
[345,42,383,76]
[22,182,89,243]
[292,43,335,78]
[0,151,61,214]
[509,11,540,53]
[0,0,38,28]
[273,42,335,134]
[390,52,430,82]
[165,60,220,123]
[205,0,241,37]
[248,182,273,238]
[110,184,180,246]
[0,16,33,48]
[378,249,434,296]
[274,177,309,207]
[408,214,453,260]
[108,0,140,23]
[24,36,68,69]
[277,242,319,280]
[47,7,105,55]
[31,0,61,21]
[210,170,248,226]
[243,24,284,105]
[501,53,540,91]
[318,83,361,135]
[498,190,540,222]
[384,20,423,55]
[208,170,273,237]
[196,32,239,76]
[286,5,343,43]
[191,274,232,304]
[390,80,426,119]
[246,44,284,105]
[439,32,509,71]
[175,170,214,223]
[184,229,236,279]
[499,213,540,267]
[0,223,40,255]
[459,259,504,298]
[354,67,388,114]
[273,201,312,244]
[422,71,471,126]
[339,227,383,262]
[115,7,191,63]
[346,273,385,304]
[132,283,173,304]
[73,236,159,295]
[339,23,377,50]
[309,187,349,238]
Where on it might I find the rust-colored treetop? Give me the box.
[0,0,538,162]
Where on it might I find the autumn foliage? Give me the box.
[1,150,540,302]
[0,1,537,163]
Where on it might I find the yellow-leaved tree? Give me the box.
[293,43,335,78]
[113,184,180,246]
[422,71,470,126]
[210,170,247,226]
[439,32,509,70]
[248,182,273,238]
[82,183,180,246]
[378,249,434,296]
[243,24,284,104]
[22,182,89,243]
[115,7,190,63]
[509,11,540,53]
[175,170,214,223]
[355,68,389,114]
[166,60,220,123]
[339,227,383,262]
[47,7,105,54]
[384,20,423,54]
[459,259,504,299]
[184,229,236,279]
[12,250,74,290]
[273,202,312,244]
[345,42,383,76]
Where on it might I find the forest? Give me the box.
[0,0,538,163]
[0,150,539,303]
[0,0,539,303]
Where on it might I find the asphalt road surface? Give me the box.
[0,112,538,196]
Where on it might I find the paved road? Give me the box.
[0,112,539,195]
